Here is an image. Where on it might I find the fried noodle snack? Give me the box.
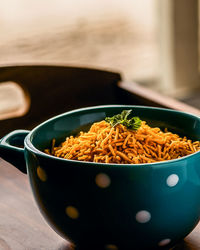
[45,120,200,164]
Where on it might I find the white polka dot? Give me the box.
[95,173,111,188]
[166,174,179,187]
[37,166,47,182]
[135,210,151,223]
[158,238,171,247]
[65,206,79,219]
[105,244,118,250]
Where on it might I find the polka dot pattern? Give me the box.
[65,206,79,219]
[105,244,118,250]
[166,174,179,187]
[60,167,176,248]
[95,173,111,188]
[37,166,47,182]
[135,210,151,223]
[158,238,171,247]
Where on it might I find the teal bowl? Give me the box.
[0,105,200,250]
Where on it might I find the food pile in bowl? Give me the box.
[2,105,199,250]
[45,110,200,164]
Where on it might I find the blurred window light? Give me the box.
[0,0,159,82]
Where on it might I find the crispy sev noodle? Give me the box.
[45,120,200,164]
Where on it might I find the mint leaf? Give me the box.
[105,110,142,130]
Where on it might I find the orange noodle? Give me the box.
[45,120,200,164]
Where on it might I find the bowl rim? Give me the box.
[24,104,200,168]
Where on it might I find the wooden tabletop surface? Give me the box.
[0,159,72,250]
[0,158,200,250]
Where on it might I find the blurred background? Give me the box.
[0,0,200,117]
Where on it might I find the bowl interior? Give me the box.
[29,105,200,153]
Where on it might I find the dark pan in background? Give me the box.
[0,64,199,138]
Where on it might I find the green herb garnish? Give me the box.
[105,110,142,130]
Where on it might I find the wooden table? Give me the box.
[0,158,200,250]
[0,159,72,250]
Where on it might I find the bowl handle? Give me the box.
[0,130,29,174]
